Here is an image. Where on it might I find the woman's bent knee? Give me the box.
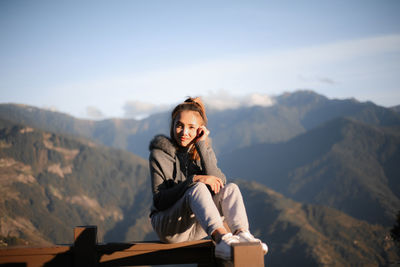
[224,182,240,193]
[187,182,210,195]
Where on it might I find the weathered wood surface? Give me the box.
[0,226,265,267]
[0,246,72,267]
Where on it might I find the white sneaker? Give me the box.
[215,233,240,260]
[236,231,268,254]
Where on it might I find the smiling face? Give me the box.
[173,110,203,148]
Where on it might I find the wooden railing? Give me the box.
[0,226,265,267]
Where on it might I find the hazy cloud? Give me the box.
[318,77,338,85]
[245,93,275,106]
[298,75,339,85]
[42,105,59,113]
[121,91,275,119]
[123,100,170,119]
[86,106,105,119]
[202,90,275,111]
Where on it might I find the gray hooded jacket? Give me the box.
[149,135,226,214]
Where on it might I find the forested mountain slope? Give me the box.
[237,180,398,267]
[220,117,400,226]
[0,119,152,245]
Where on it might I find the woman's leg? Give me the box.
[212,183,249,234]
[151,182,225,243]
[212,183,268,254]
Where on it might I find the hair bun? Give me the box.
[184,97,207,123]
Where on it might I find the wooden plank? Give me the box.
[0,246,72,267]
[0,254,72,267]
[0,246,71,256]
[0,226,267,267]
[97,240,216,266]
[97,239,213,252]
[0,241,216,267]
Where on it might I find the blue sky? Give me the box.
[1,0,400,119]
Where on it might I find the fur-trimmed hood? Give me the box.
[149,134,177,158]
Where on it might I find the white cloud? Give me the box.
[121,91,275,119]
[42,105,59,113]
[202,90,275,111]
[245,93,275,107]
[123,100,170,119]
[86,106,105,119]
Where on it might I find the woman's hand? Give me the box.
[194,175,224,194]
[196,126,210,143]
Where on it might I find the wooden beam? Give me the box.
[0,226,266,267]
[97,240,216,266]
[0,246,72,267]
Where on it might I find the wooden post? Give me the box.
[231,242,264,267]
[73,226,98,267]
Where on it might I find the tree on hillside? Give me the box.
[391,210,400,248]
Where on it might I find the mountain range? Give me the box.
[0,90,399,266]
[1,90,399,159]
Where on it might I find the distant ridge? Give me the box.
[391,105,400,114]
[1,90,399,158]
[0,103,168,158]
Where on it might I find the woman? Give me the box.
[149,97,268,260]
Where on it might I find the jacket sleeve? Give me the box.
[195,140,227,184]
[149,149,195,211]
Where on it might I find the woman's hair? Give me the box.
[170,97,208,160]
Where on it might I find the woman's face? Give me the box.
[173,110,203,148]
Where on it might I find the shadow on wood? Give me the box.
[0,226,265,267]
